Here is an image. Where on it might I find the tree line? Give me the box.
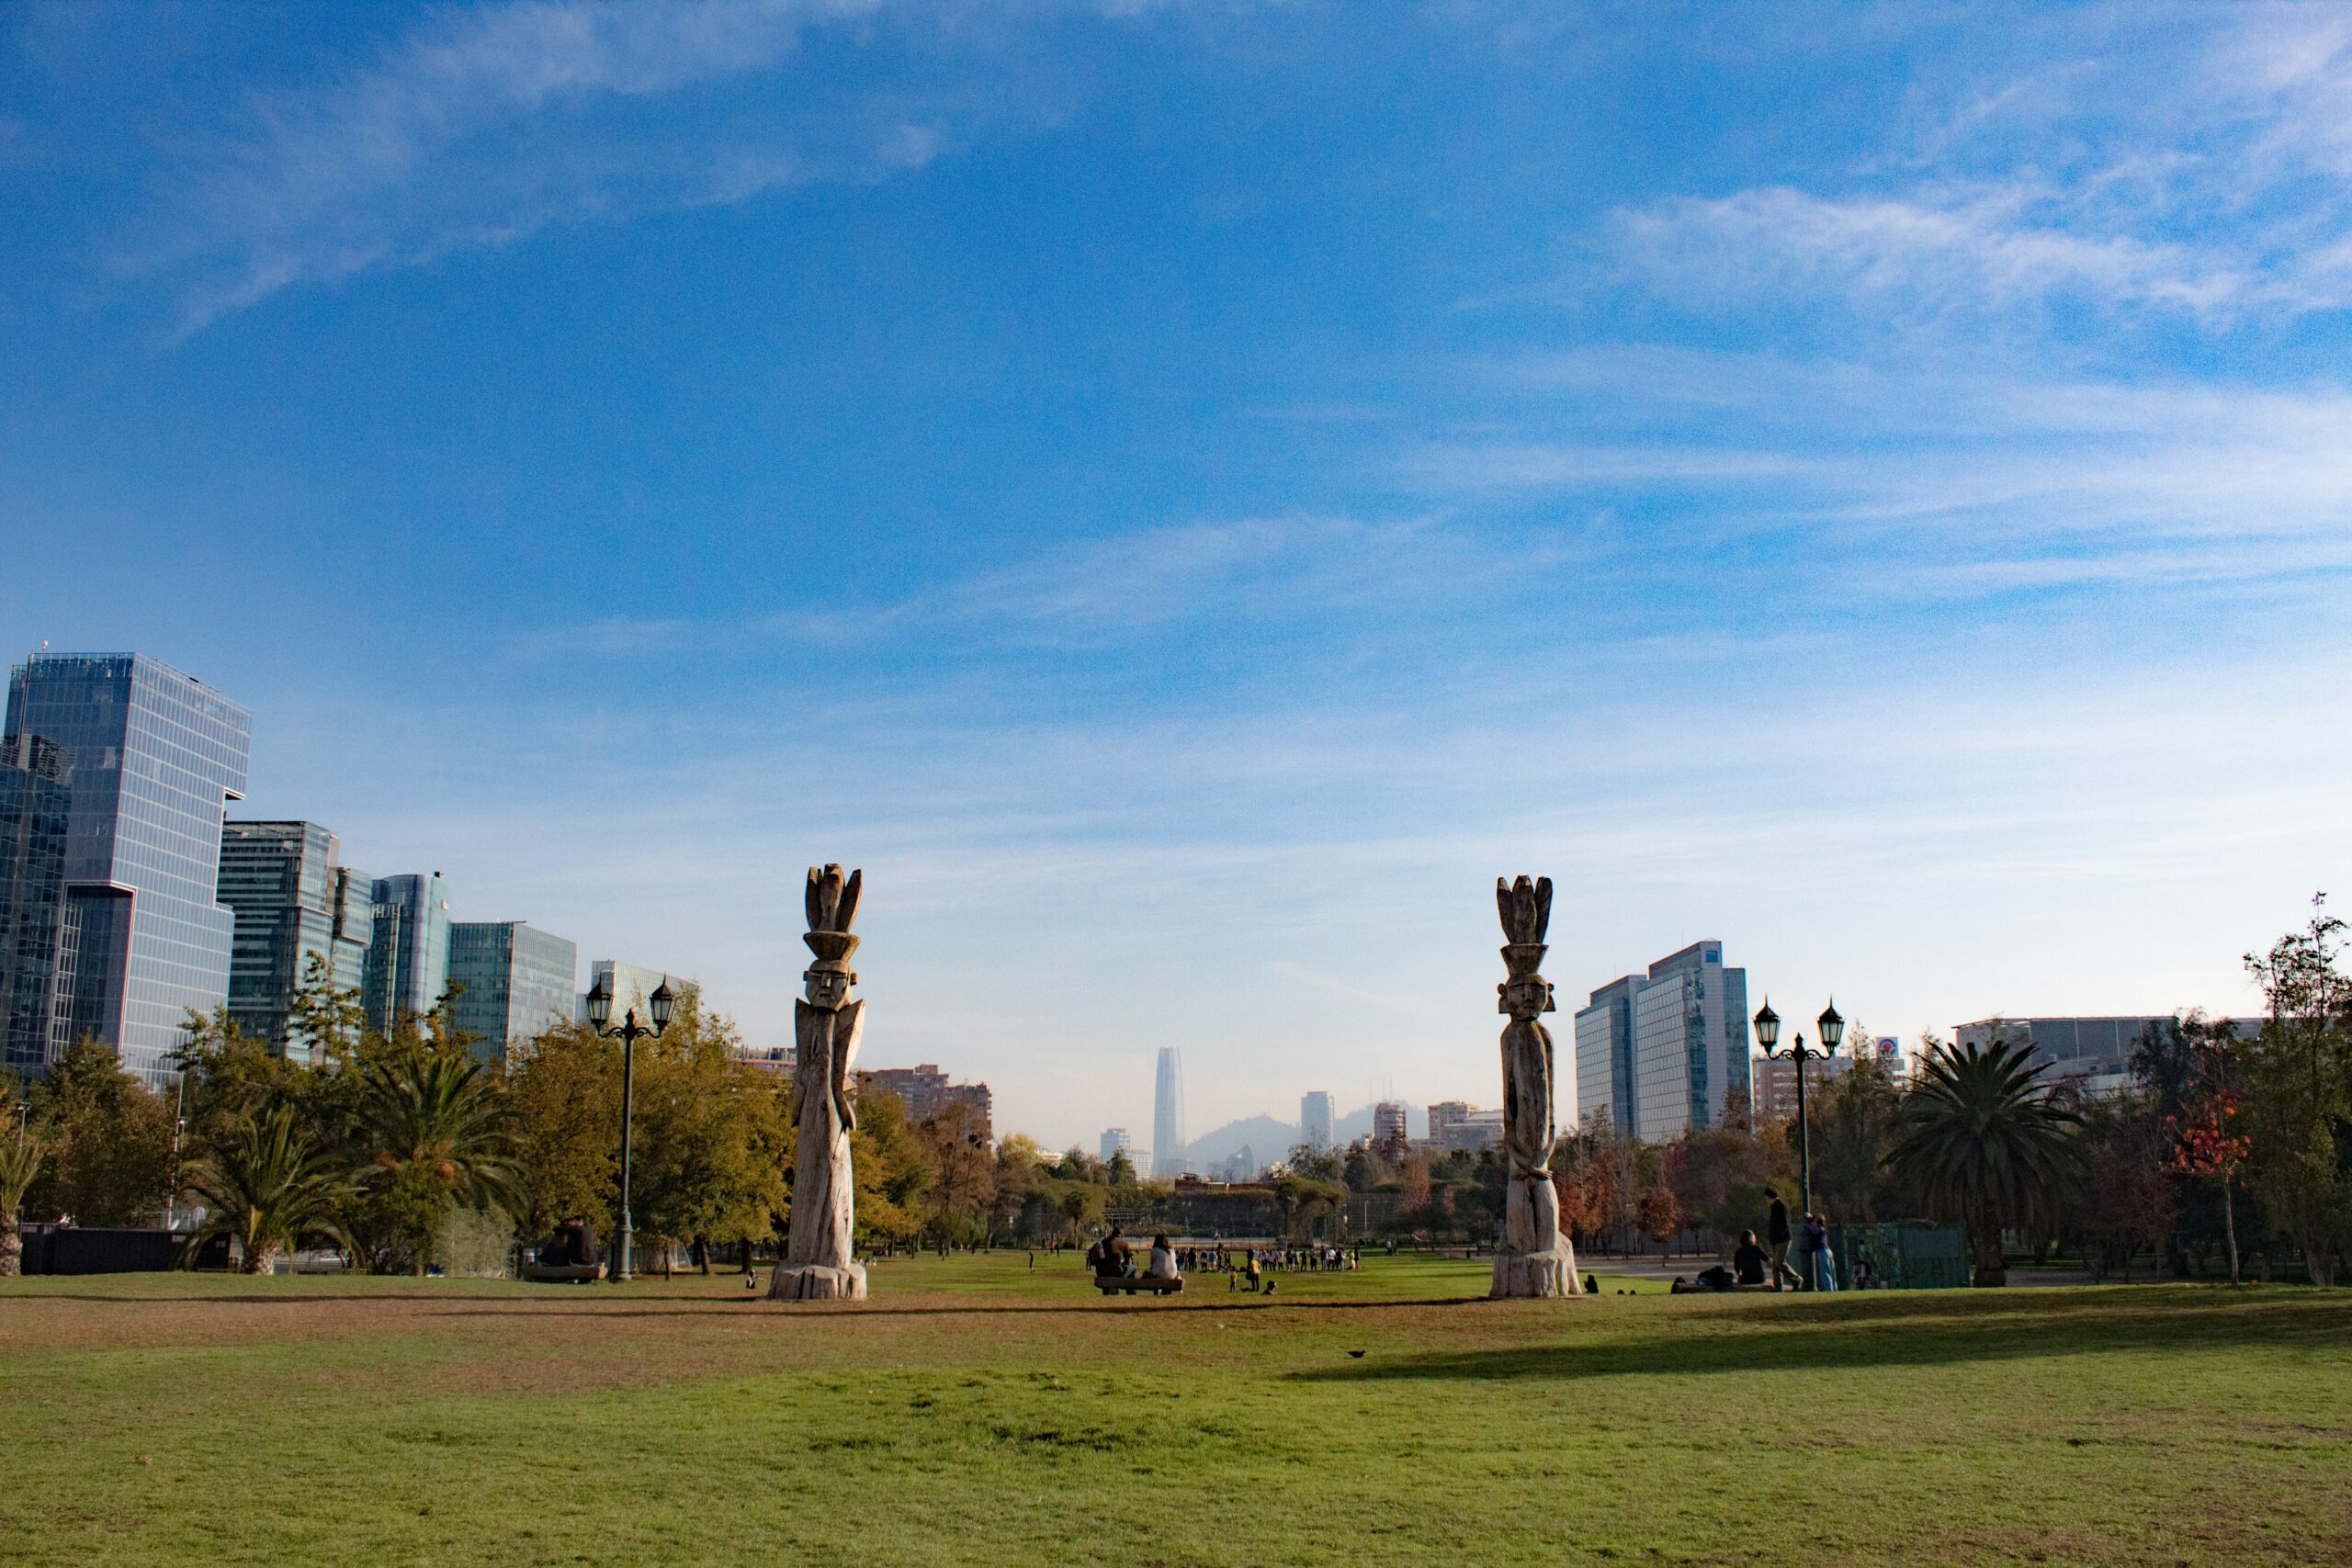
[0,955,1145,1274]
[1,908,2345,1283]
[1268,908,2352,1287]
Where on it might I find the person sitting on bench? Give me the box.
[1094,1226,1136,1279]
[1147,1234,1180,1282]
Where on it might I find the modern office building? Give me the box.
[1372,1100,1409,1156]
[1428,1101,1503,1154]
[0,732,70,1074]
[858,1063,993,1139]
[1153,1047,1186,1178]
[447,919,578,1062]
[578,958,676,1028]
[5,653,252,1089]
[1753,1050,1855,1122]
[1299,1089,1334,1150]
[1952,1016,2262,1100]
[364,873,451,1032]
[1573,974,1640,1136]
[215,821,371,1062]
[1576,941,1751,1143]
[328,870,372,996]
[1100,1127,1133,1163]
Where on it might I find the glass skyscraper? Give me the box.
[1153,1046,1186,1177]
[4,653,252,1089]
[1299,1089,1334,1150]
[1575,941,1750,1144]
[216,820,371,1062]
[0,732,71,1074]
[364,872,451,1032]
[447,919,578,1062]
[1572,974,1640,1137]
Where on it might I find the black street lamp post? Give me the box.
[1754,998,1844,1236]
[584,974,676,1283]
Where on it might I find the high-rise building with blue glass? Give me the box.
[216,820,371,1062]
[4,653,252,1089]
[0,732,72,1074]
[1573,974,1641,1137]
[364,873,451,1032]
[447,919,577,1062]
[1574,941,1750,1143]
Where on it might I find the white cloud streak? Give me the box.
[115,0,987,329]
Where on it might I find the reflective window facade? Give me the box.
[1573,975,1639,1136]
[0,734,70,1073]
[447,919,577,1062]
[5,654,251,1089]
[216,821,370,1062]
[1584,940,1750,1143]
[364,873,450,1032]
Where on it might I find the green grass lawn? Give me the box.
[3,1254,2346,1566]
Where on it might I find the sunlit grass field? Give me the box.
[3,1253,2346,1565]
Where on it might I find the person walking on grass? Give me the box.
[1765,1188,1799,1290]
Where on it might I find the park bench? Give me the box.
[1094,1273,1184,1297]
[520,1261,605,1283]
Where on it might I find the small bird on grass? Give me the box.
[1346,1349,1365,1359]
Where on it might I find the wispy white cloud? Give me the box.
[501,512,1539,662]
[113,0,1076,330]
[1611,186,2268,321]
[1602,6,2352,330]
[1409,348,2352,593]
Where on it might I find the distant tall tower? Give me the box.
[1153,1047,1186,1177]
[1299,1090,1334,1150]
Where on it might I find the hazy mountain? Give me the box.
[1177,1101,1430,1171]
[1180,1115,1296,1170]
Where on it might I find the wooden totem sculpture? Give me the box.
[768,863,869,1302]
[1491,874,1582,1299]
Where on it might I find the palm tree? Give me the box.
[0,1130,43,1278]
[1887,1036,2081,1285]
[181,1105,353,1275]
[351,1051,517,1272]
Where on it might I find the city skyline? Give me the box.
[6,6,2349,1146]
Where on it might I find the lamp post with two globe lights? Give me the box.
[583,973,676,1284]
[1752,998,1845,1233]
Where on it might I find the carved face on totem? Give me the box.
[1499,976,1555,1020]
[804,964,854,1011]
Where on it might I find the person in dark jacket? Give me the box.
[1765,1189,1798,1290]
[1733,1229,1770,1286]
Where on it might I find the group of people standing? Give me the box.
[1680,1188,1842,1293]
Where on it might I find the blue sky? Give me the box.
[5,1,2349,1152]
